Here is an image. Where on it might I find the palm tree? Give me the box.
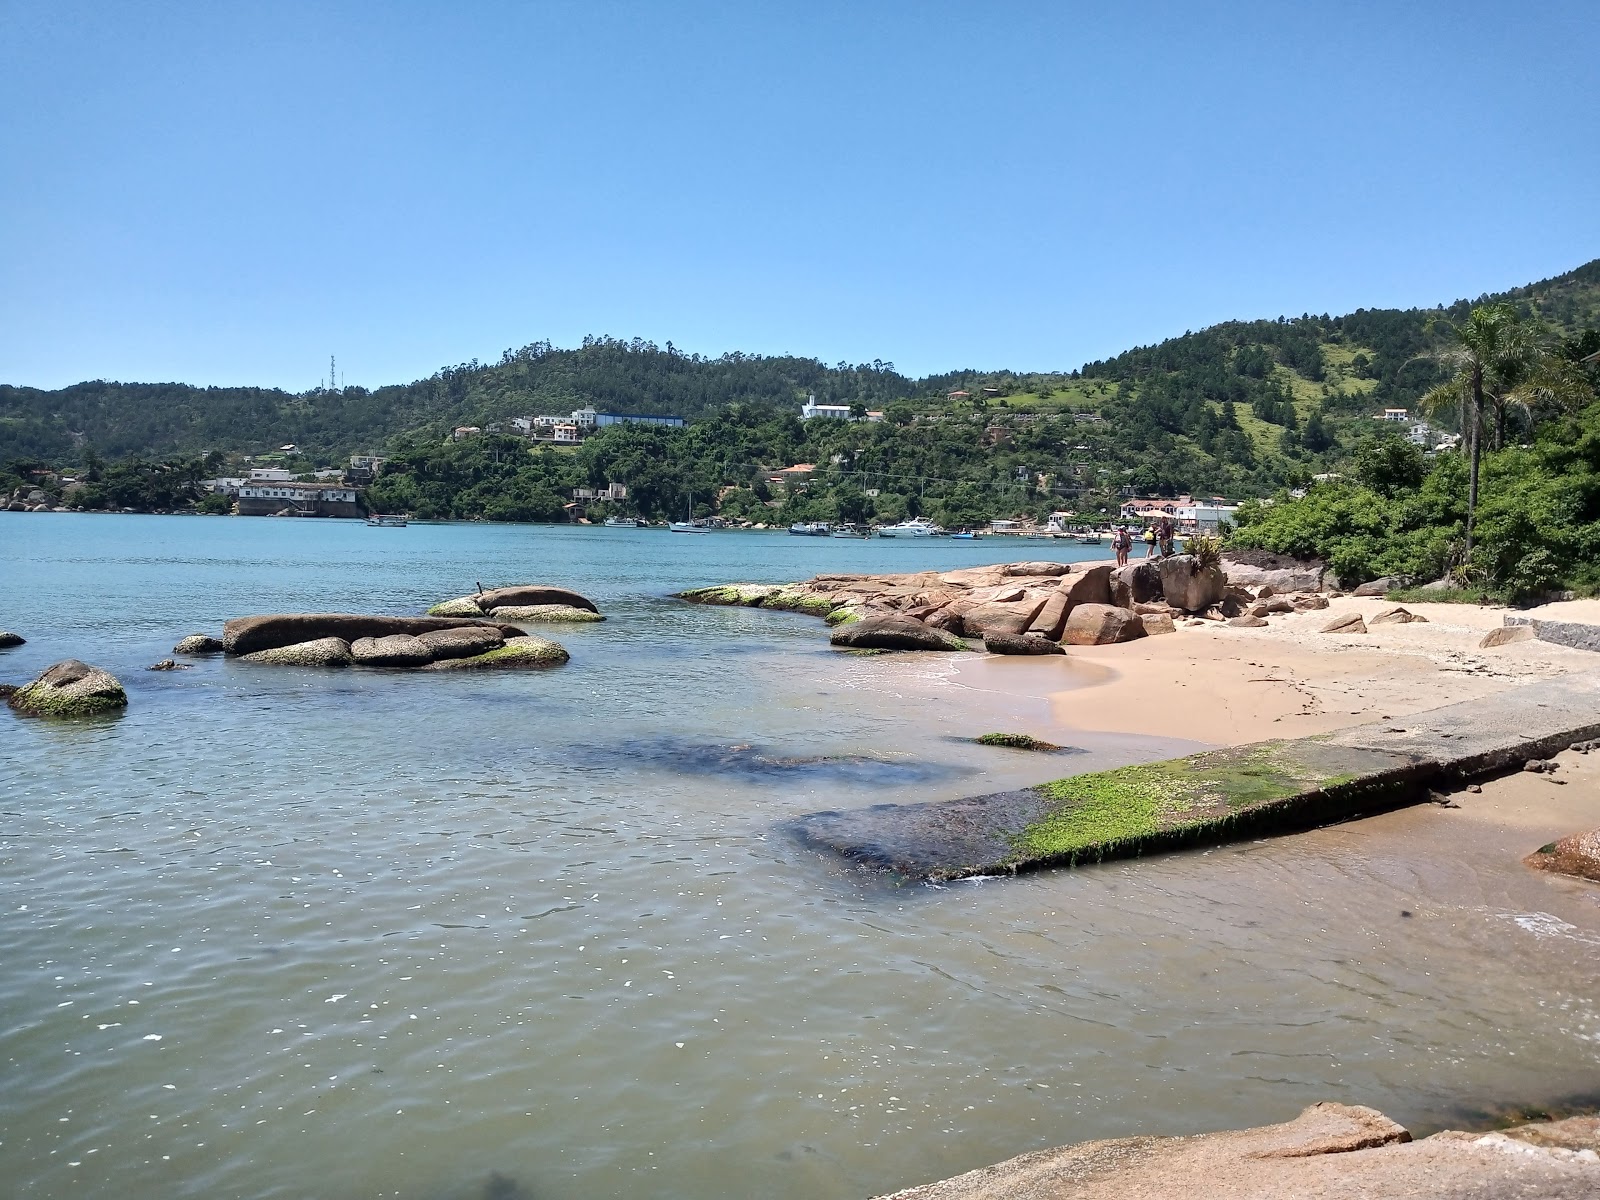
[1420,303,1575,559]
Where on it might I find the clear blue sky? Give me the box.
[3,0,1596,391]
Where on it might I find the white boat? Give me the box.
[830,523,871,539]
[877,518,939,538]
[603,515,646,527]
[788,521,832,536]
[669,497,711,533]
[366,513,407,527]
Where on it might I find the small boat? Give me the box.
[366,513,407,527]
[948,530,981,540]
[1076,532,1103,545]
[788,521,832,536]
[878,517,939,538]
[830,523,871,539]
[670,496,711,533]
[603,515,646,528]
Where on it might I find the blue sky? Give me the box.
[2,0,1596,391]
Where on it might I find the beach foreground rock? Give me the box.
[7,659,128,717]
[983,633,1066,655]
[219,614,566,670]
[1525,829,1600,882]
[830,616,968,652]
[223,613,523,656]
[789,675,1600,882]
[875,1101,1600,1200]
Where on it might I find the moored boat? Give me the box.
[365,513,408,527]
[877,517,940,538]
[830,523,871,539]
[788,521,832,536]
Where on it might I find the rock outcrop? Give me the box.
[1158,554,1226,613]
[1139,612,1177,636]
[1108,561,1161,608]
[830,615,969,652]
[1525,828,1600,882]
[0,631,25,649]
[173,634,224,655]
[1352,577,1398,597]
[1370,605,1427,626]
[1481,624,1536,648]
[7,659,128,717]
[474,585,598,613]
[1061,603,1145,645]
[489,604,605,622]
[223,614,521,657]
[416,626,505,659]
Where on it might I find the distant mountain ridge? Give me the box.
[2,258,1596,466]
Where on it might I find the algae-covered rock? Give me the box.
[173,634,224,655]
[8,659,128,717]
[474,585,598,613]
[829,615,967,652]
[240,637,354,667]
[426,596,487,618]
[351,633,434,667]
[488,604,606,622]
[421,634,570,670]
[675,584,779,607]
[146,659,189,671]
[0,631,25,649]
[975,732,1066,751]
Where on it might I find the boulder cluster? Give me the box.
[6,659,128,717]
[172,613,572,670]
[680,558,1233,652]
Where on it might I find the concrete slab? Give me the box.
[788,676,1600,882]
[1505,615,1600,654]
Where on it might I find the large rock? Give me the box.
[1322,612,1368,634]
[1158,554,1226,613]
[1220,559,1327,593]
[1229,614,1269,628]
[173,634,224,655]
[420,634,570,670]
[1352,577,1398,597]
[957,598,1047,638]
[7,659,127,717]
[1024,591,1072,640]
[240,637,354,667]
[0,631,25,649]
[1061,603,1146,646]
[829,615,969,652]
[983,632,1066,655]
[1139,612,1177,636]
[1480,625,1536,648]
[1061,562,1115,610]
[417,627,505,659]
[351,633,435,667]
[488,604,606,623]
[1371,605,1428,626]
[223,614,520,656]
[473,585,598,614]
[1525,829,1600,882]
[1108,561,1161,608]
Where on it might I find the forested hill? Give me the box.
[3,259,1598,487]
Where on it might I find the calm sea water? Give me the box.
[3,514,1599,1200]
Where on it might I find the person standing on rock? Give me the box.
[1143,524,1157,558]
[1157,516,1175,557]
[1113,525,1131,567]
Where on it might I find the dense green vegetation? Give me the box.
[6,260,1599,570]
[1231,321,1600,599]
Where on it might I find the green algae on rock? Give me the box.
[488,604,605,622]
[240,636,354,667]
[7,659,128,717]
[420,635,570,670]
[975,733,1065,752]
[426,596,487,617]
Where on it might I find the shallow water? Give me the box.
[2,515,1598,1200]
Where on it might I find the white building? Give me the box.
[1176,503,1239,534]
[1378,408,1409,422]
[801,395,854,420]
[553,424,581,443]
[248,468,295,483]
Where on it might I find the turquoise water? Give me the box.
[3,515,1599,1200]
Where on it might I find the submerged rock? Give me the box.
[0,631,25,649]
[420,634,570,670]
[146,659,189,671]
[240,637,354,667]
[1525,830,1600,881]
[830,615,968,652]
[173,634,224,655]
[974,732,1066,751]
[8,659,128,717]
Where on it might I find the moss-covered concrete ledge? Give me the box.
[789,676,1600,882]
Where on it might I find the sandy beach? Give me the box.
[1040,593,1600,747]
